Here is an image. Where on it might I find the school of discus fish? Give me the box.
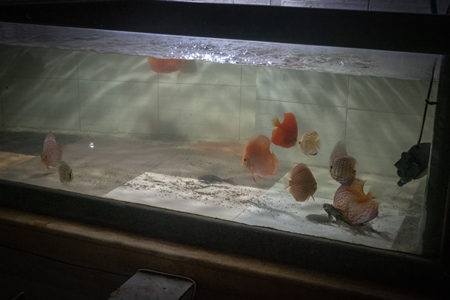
[39,81,377,234]
[242,112,380,229]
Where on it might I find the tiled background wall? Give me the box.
[255,68,436,177]
[0,45,436,177]
[0,45,257,141]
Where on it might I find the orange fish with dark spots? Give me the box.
[41,132,62,169]
[271,113,298,148]
[242,135,278,182]
[299,131,320,156]
[287,163,317,202]
[333,179,379,225]
[147,57,184,73]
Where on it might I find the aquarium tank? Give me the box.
[0,1,449,299]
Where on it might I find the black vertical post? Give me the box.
[423,55,450,267]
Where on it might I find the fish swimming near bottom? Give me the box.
[299,131,320,156]
[333,179,379,225]
[41,132,62,169]
[242,135,278,182]
[59,161,73,183]
[287,163,317,202]
[323,203,390,240]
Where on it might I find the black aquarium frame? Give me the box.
[0,0,450,297]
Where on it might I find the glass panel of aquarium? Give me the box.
[0,21,439,255]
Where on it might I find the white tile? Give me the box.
[239,86,257,140]
[79,80,158,134]
[0,45,77,79]
[257,67,349,107]
[0,45,22,77]
[158,61,242,85]
[346,109,434,176]
[159,84,240,140]
[241,66,257,86]
[77,51,158,82]
[348,76,434,116]
[2,78,79,130]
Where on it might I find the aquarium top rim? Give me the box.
[0,1,449,55]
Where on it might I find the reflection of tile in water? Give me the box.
[0,151,35,170]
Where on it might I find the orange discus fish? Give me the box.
[242,135,278,182]
[271,113,298,148]
[41,132,62,169]
[299,131,320,156]
[333,179,379,225]
[287,163,317,202]
[333,178,366,211]
[147,57,184,73]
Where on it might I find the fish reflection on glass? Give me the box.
[271,112,298,148]
[58,161,73,183]
[41,132,62,169]
[299,131,320,156]
[242,135,278,182]
[329,140,356,185]
[147,57,184,73]
[329,140,348,166]
[287,163,317,202]
[333,179,379,225]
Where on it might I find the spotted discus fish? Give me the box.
[299,131,320,156]
[58,161,73,183]
[41,132,62,169]
[329,140,357,185]
[330,156,357,185]
[287,163,317,202]
[333,179,379,225]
